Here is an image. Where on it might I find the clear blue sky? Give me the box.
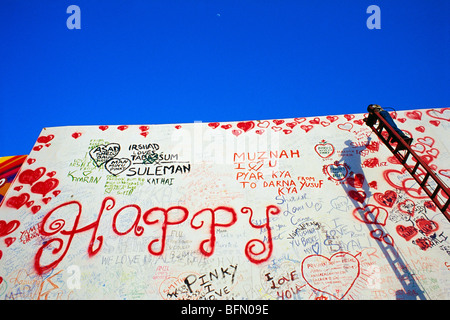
[1,0,449,156]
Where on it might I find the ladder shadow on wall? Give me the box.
[338,138,428,300]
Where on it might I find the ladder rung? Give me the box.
[431,186,441,200]
[401,151,410,164]
[411,161,421,175]
[420,173,430,187]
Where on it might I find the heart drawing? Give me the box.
[105,158,132,176]
[301,252,360,300]
[89,143,121,167]
[352,204,388,226]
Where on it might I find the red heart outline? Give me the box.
[405,111,422,120]
[301,252,360,300]
[373,190,397,207]
[426,108,450,122]
[208,122,220,129]
[352,204,388,226]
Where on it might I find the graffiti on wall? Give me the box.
[0,108,449,300]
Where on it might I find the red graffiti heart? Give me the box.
[326,115,338,123]
[273,119,285,125]
[5,193,30,210]
[405,111,422,120]
[37,135,54,144]
[348,190,366,203]
[429,120,440,127]
[117,125,128,131]
[301,252,360,300]
[396,225,418,241]
[31,205,41,214]
[368,181,378,189]
[309,117,320,124]
[352,205,388,226]
[30,178,59,196]
[257,121,270,128]
[221,124,232,130]
[0,220,20,237]
[286,122,297,129]
[237,121,255,132]
[208,122,220,129]
[300,125,313,133]
[417,136,435,148]
[232,129,242,137]
[346,174,364,188]
[370,229,394,246]
[4,237,15,247]
[416,218,439,236]
[426,108,450,122]
[99,125,109,131]
[344,114,355,121]
[72,132,82,139]
[18,167,46,185]
[373,190,397,208]
[424,201,436,211]
[415,126,425,133]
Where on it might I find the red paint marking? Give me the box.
[241,205,280,264]
[301,252,360,300]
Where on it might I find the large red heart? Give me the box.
[30,178,59,196]
[237,121,255,132]
[0,220,20,237]
[426,108,450,122]
[416,218,439,235]
[301,252,360,300]
[396,225,418,241]
[18,167,46,185]
[347,173,365,188]
[5,193,30,209]
[373,190,397,207]
[352,205,388,226]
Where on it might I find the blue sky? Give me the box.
[1,0,449,156]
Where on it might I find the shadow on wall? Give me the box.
[337,138,427,300]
